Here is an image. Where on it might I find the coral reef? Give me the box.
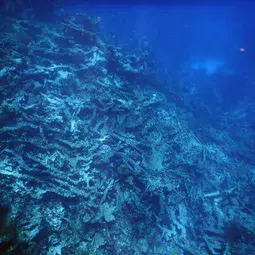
[0,5,255,255]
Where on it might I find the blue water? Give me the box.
[65,2,255,103]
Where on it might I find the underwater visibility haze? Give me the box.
[0,1,255,254]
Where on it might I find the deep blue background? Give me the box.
[63,2,255,107]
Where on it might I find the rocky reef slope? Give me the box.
[0,8,255,255]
